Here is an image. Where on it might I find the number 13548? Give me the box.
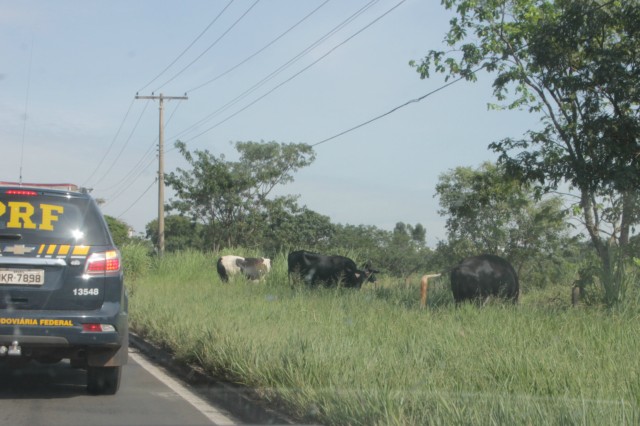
[73,288,99,296]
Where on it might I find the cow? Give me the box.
[287,250,378,288]
[450,254,519,305]
[216,255,271,282]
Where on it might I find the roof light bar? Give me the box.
[5,189,39,196]
[0,182,80,191]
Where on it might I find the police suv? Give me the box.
[0,183,128,394]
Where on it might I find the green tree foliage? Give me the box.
[165,140,315,251]
[104,215,130,248]
[156,137,442,278]
[326,222,432,280]
[435,162,576,288]
[384,222,431,280]
[412,0,640,303]
[329,224,387,253]
[146,215,204,253]
[436,162,530,255]
[261,197,335,255]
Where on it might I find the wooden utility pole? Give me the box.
[135,93,187,256]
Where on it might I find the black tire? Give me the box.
[87,366,122,395]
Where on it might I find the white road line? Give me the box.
[129,350,238,426]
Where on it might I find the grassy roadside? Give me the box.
[123,247,640,425]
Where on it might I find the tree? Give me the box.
[412,0,639,303]
[104,215,130,248]
[436,163,530,255]
[260,197,335,255]
[146,215,204,252]
[325,222,432,280]
[382,222,431,280]
[165,140,315,251]
[435,162,575,288]
[327,224,390,273]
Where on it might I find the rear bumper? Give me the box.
[0,303,128,349]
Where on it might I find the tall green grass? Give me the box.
[126,250,640,425]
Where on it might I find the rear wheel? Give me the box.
[87,366,122,395]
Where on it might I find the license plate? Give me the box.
[0,268,45,286]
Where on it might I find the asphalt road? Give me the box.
[0,348,242,426]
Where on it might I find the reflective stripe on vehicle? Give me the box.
[34,244,91,259]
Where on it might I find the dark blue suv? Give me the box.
[0,183,128,394]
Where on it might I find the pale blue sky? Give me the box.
[1,0,538,245]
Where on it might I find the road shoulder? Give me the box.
[129,332,296,425]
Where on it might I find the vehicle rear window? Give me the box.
[0,192,111,245]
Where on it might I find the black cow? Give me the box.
[287,250,378,288]
[217,255,271,282]
[450,254,519,304]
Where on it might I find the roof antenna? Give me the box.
[19,34,34,185]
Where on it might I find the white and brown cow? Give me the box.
[216,255,271,282]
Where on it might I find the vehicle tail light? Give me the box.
[84,250,121,274]
[82,324,116,332]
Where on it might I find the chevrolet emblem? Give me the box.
[4,245,36,255]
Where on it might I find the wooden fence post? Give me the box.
[420,274,442,309]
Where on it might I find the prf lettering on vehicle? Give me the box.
[0,201,64,231]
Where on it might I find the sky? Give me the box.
[1,0,539,247]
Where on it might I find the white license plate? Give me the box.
[0,268,45,286]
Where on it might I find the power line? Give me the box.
[312,74,468,147]
[152,0,261,93]
[309,1,620,148]
[103,154,157,207]
[92,99,152,189]
[116,177,157,218]
[115,67,459,226]
[83,97,136,187]
[137,0,236,93]
[101,142,156,197]
[185,0,332,94]
[101,148,156,204]
[100,100,184,198]
[115,0,620,230]
[168,0,617,148]
[171,0,378,142]
[181,0,405,144]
